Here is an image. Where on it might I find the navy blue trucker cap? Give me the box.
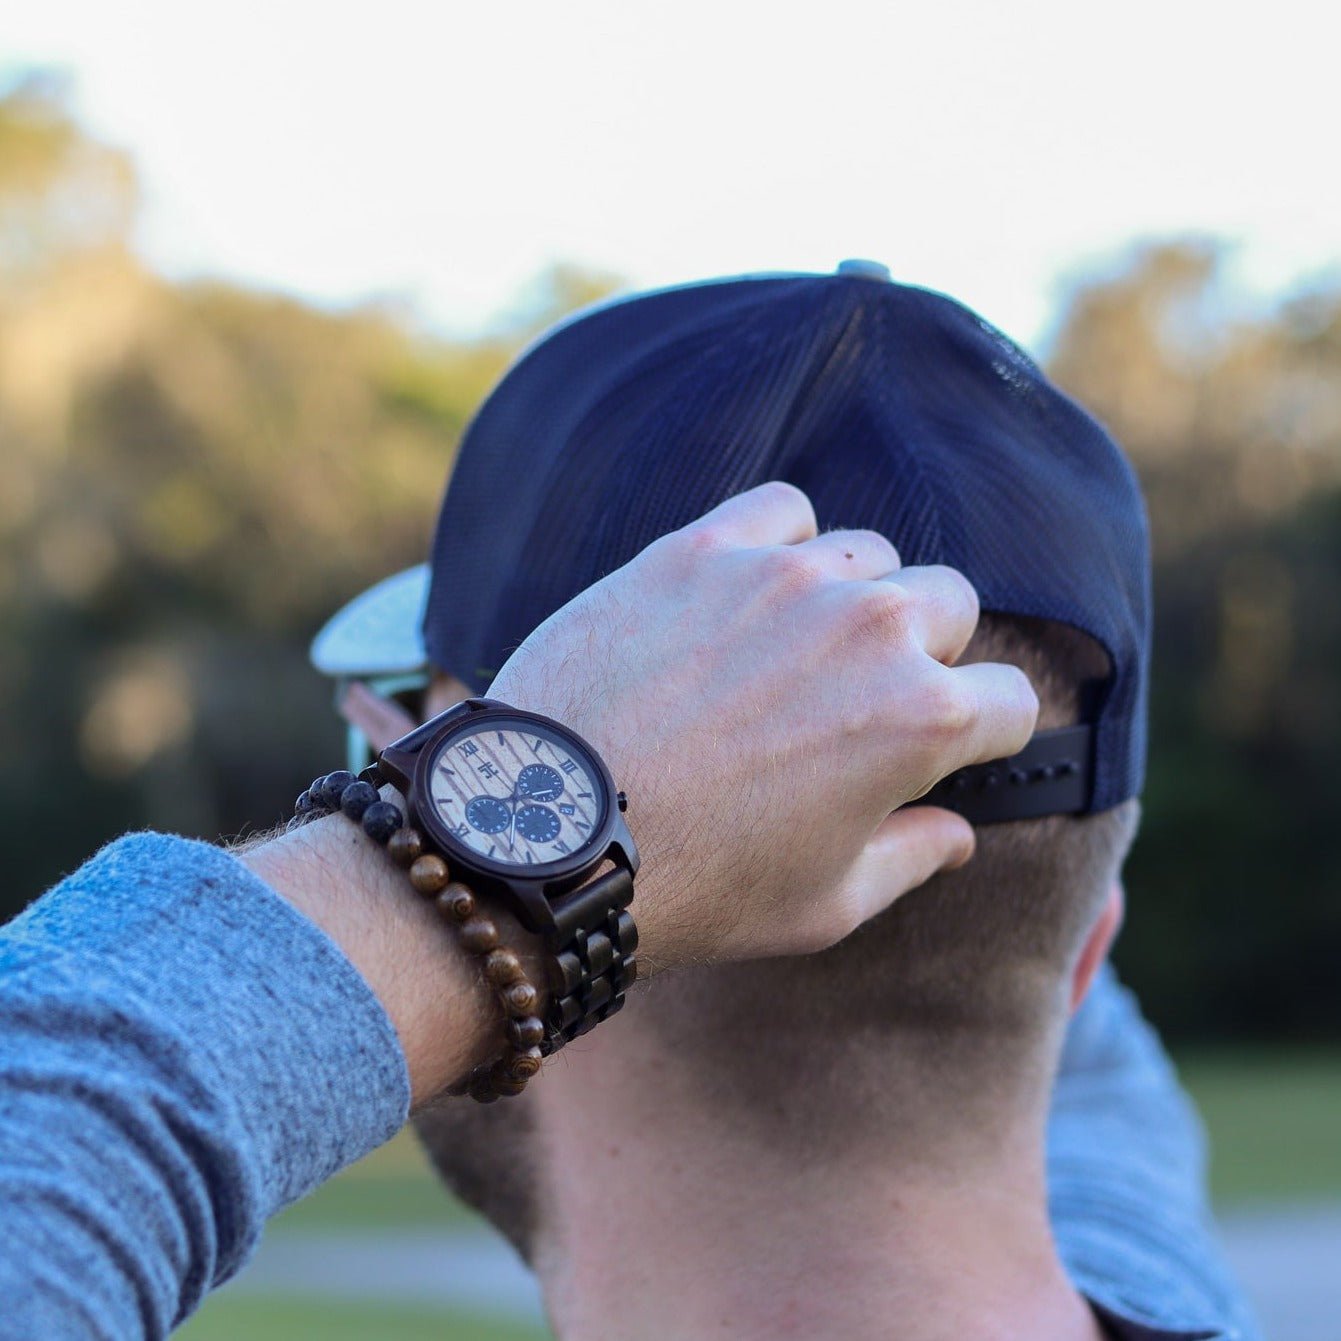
[322,261,1151,816]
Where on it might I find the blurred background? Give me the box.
[3,4,1338,1337]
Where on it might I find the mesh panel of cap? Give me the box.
[423,273,1151,813]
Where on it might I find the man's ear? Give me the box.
[338,681,418,752]
[1071,881,1125,1013]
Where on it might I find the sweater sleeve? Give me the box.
[1049,963,1260,1341]
[0,832,411,1340]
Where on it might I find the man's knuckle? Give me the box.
[850,529,899,564]
[759,479,809,511]
[935,564,980,619]
[850,583,915,645]
[662,524,727,569]
[920,674,977,743]
[759,545,822,595]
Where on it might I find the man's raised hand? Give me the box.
[488,482,1039,972]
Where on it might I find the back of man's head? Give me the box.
[417,613,1139,1259]
[405,265,1150,1254]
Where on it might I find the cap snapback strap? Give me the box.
[908,725,1094,825]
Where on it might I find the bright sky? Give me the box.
[7,0,1338,352]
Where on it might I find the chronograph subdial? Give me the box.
[465,795,513,834]
[514,803,561,844]
[515,763,564,803]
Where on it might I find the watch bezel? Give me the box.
[376,697,638,936]
[413,708,614,881]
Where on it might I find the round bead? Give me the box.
[361,800,404,844]
[459,916,500,955]
[468,1069,501,1104]
[438,883,476,922]
[503,981,540,1017]
[506,1015,546,1050]
[488,1072,528,1097]
[387,827,424,868]
[409,854,450,895]
[484,947,525,988]
[505,1045,543,1081]
[294,789,317,816]
[318,770,356,810]
[339,780,379,821]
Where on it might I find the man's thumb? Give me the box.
[844,806,976,924]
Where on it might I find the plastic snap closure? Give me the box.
[836,258,892,281]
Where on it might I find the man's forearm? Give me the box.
[0,833,413,1339]
[240,802,544,1107]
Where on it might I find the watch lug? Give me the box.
[502,879,559,938]
[375,743,416,791]
[377,699,476,789]
[610,813,641,876]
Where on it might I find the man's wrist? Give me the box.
[239,795,546,1108]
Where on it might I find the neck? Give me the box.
[525,1010,1104,1341]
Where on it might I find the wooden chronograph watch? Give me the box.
[370,697,640,1055]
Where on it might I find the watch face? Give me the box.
[423,716,607,869]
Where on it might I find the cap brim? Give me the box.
[309,564,431,677]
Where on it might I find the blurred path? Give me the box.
[222,1204,1341,1339]
[220,1228,545,1322]
[1219,1203,1341,1341]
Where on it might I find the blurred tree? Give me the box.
[0,78,617,910]
[1048,242,1341,1039]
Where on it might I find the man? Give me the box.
[326,262,1257,1339]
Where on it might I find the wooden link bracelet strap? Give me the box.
[290,769,545,1104]
[538,866,637,1054]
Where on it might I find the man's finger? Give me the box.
[683,481,818,548]
[842,807,976,925]
[878,564,980,665]
[791,528,901,580]
[938,660,1039,773]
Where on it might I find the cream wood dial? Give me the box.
[425,719,604,867]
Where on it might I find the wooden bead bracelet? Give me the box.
[290,769,545,1103]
